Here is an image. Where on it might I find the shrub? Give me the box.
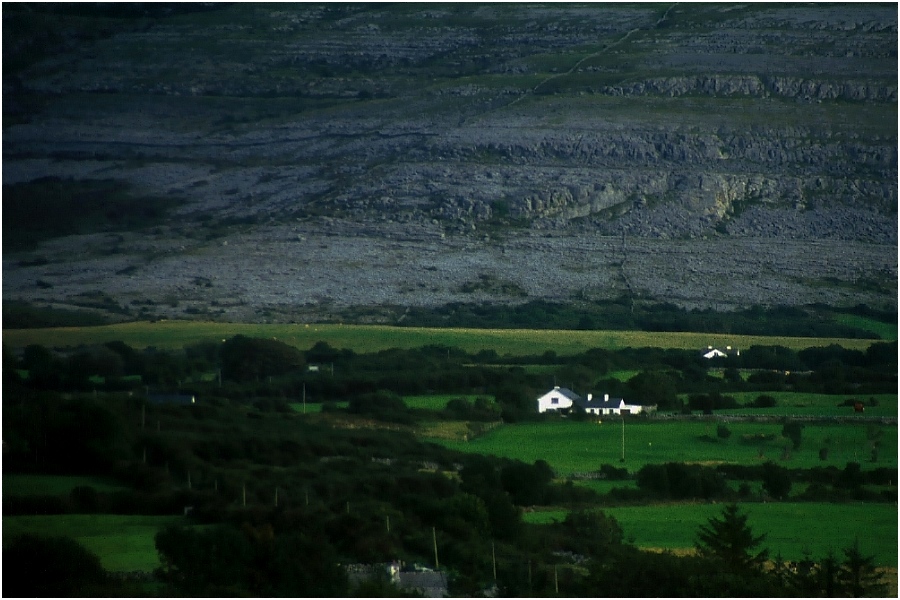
[3,534,108,597]
[781,421,803,450]
[752,394,777,408]
[598,463,629,480]
[636,462,728,500]
[348,390,411,423]
[760,461,792,499]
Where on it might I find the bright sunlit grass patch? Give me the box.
[523,502,898,566]
[2,321,880,355]
[433,419,898,474]
[2,514,188,572]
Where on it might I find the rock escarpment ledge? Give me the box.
[2,3,896,321]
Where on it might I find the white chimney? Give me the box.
[604,394,609,402]
[587,393,592,401]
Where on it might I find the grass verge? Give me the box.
[524,502,897,567]
[2,514,187,572]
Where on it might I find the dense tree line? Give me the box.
[6,337,896,411]
[399,300,892,339]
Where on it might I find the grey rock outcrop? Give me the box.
[2,3,896,320]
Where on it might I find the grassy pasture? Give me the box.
[432,420,898,474]
[2,514,187,572]
[524,502,898,567]
[1,321,880,355]
[608,369,642,382]
[834,314,897,341]
[403,394,496,410]
[417,420,475,440]
[2,474,128,497]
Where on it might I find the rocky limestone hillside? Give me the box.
[2,3,896,323]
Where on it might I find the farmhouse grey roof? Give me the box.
[576,396,625,410]
[554,387,582,402]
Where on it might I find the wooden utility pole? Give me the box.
[274,486,279,507]
[554,565,559,594]
[432,527,439,570]
[386,515,391,533]
[492,542,497,581]
[242,483,246,507]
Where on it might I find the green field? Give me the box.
[834,314,898,341]
[432,420,898,474]
[3,474,128,497]
[1,321,880,355]
[608,369,642,382]
[524,502,897,566]
[403,394,496,410]
[2,514,187,572]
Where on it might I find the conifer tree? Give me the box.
[837,538,888,597]
[695,504,768,573]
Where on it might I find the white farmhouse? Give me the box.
[702,348,726,359]
[582,394,651,416]
[537,386,653,415]
[536,386,581,413]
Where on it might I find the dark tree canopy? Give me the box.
[2,534,108,597]
[837,538,888,597]
[220,335,305,382]
[695,504,768,573]
[761,461,793,499]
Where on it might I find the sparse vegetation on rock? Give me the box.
[2,3,896,322]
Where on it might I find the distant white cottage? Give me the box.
[536,386,653,416]
[702,345,739,359]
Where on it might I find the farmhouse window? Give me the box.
[551,397,559,404]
